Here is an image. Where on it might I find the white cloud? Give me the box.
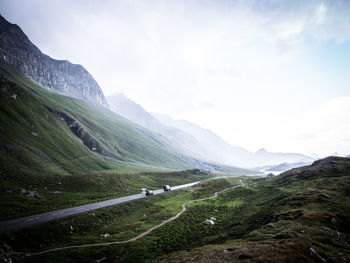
[314,3,327,24]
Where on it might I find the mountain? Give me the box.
[107,93,162,131]
[0,14,311,170]
[107,94,213,163]
[253,148,314,167]
[0,16,250,183]
[107,94,255,167]
[154,114,314,167]
[0,56,254,220]
[0,15,108,107]
[153,112,254,166]
[0,58,195,175]
[107,93,313,167]
[264,161,312,172]
[0,53,253,223]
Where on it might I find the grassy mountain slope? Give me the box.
[0,57,192,178]
[107,93,212,164]
[0,58,251,177]
[0,58,202,219]
[1,157,348,262]
[0,59,252,220]
[153,157,350,262]
[107,94,254,168]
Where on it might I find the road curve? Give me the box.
[0,182,199,234]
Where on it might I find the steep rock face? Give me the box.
[0,15,108,107]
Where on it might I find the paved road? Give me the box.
[0,182,199,234]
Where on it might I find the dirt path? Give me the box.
[1,185,240,258]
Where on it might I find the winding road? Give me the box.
[0,185,240,258]
[0,182,199,234]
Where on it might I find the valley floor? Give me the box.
[0,158,349,262]
[0,169,212,221]
[0,181,199,233]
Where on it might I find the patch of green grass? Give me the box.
[0,169,211,220]
[9,158,349,263]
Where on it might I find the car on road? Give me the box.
[145,190,154,196]
[163,185,171,191]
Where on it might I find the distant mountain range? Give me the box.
[0,15,108,107]
[107,94,228,167]
[107,93,314,167]
[0,14,314,172]
[0,15,254,178]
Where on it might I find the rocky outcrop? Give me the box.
[43,104,119,160]
[0,15,108,107]
[18,188,41,198]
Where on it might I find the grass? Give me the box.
[0,177,239,260]
[0,169,212,221]
[153,157,350,263]
[1,157,348,262]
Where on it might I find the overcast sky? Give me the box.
[1,0,350,156]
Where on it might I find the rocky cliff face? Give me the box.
[0,15,108,107]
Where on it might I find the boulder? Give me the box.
[202,219,215,226]
[18,188,41,198]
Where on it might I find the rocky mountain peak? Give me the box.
[0,15,108,107]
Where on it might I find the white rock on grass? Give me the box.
[202,219,215,226]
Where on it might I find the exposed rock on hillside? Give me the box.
[18,189,41,198]
[43,104,119,160]
[0,15,108,107]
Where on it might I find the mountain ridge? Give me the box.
[107,92,314,167]
[0,15,108,107]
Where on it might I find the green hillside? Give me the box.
[0,58,193,176]
[153,157,350,262]
[0,58,196,218]
[2,157,347,262]
[0,59,254,220]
